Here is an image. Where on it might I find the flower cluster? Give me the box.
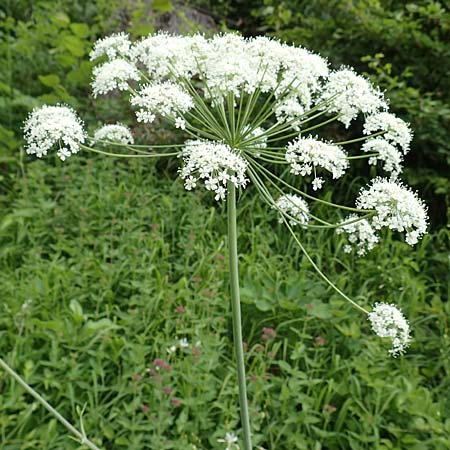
[321,69,387,127]
[356,178,428,245]
[336,215,379,256]
[363,112,412,153]
[286,137,349,189]
[179,140,248,201]
[362,138,403,176]
[92,59,140,97]
[24,105,86,161]
[90,32,132,61]
[275,194,309,226]
[93,123,134,145]
[130,81,194,125]
[368,303,410,356]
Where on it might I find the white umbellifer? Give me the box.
[362,138,403,176]
[24,105,86,161]
[321,68,387,127]
[90,32,132,61]
[93,123,134,145]
[275,194,309,226]
[92,59,140,97]
[368,303,410,356]
[363,112,412,153]
[179,140,248,201]
[336,215,379,256]
[356,178,428,245]
[286,137,349,187]
[130,81,194,125]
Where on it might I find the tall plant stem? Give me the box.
[227,182,252,450]
[0,358,102,450]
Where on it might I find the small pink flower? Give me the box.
[175,305,186,313]
[192,348,202,356]
[142,405,150,413]
[171,398,181,407]
[132,373,143,381]
[163,386,173,394]
[147,368,157,376]
[262,327,277,340]
[153,358,172,372]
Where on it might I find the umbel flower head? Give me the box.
[24,105,86,161]
[356,178,428,245]
[285,136,349,189]
[368,303,411,356]
[23,32,428,359]
[275,195,309,226]
[93,123,134,145]
[179,140,248,201]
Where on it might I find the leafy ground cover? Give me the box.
[0,155,448,449]
[1,1,449,449]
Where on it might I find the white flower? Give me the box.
[321,68,387,127]
[93,123,134,145]
[217,432,239,450]
[286,137,349,184]
[336,215,379,256]
[363,112,412,153]
[167,345,177,354]
[179,140,248,201]
[90,32,132,61]
[131,33,209,80]
[175,117,186,130]
[362,138,403,176]
[24,105,86,161]
[275,194,309,226]
[130,81,194,124]
[356,178,428,245]
[368,302,410,356]
[312,177,324,191]
[179,338,189,348]
[92,59,140,97]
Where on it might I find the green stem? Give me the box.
[227,182,252,450]
[0,358,102,450]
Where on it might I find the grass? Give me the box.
[0,154,449,450]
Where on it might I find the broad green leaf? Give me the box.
[38,74,60,88]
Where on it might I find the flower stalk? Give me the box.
[227,182,252,450]
[0,358,101,450]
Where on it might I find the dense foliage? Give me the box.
[0,1,449,449]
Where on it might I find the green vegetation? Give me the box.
[1,1,449,449]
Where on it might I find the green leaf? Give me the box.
[62,35,85,57]
[152,0,173,13]
[70,23,90,38]
[38,74,60,88]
